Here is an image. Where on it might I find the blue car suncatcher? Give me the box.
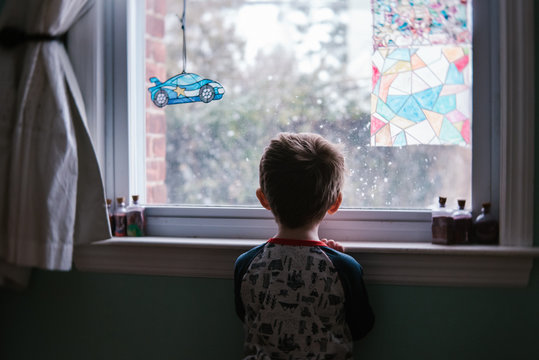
[148,72,225,107]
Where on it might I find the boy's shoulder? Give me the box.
[234,240,364,278]
[236,242,266,261]
[234,242,266,274]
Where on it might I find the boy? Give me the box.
[234,132,374,360]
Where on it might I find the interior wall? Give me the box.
[0,2,538,360]
[1,265,539,360]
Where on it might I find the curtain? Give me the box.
[0,0,111,287]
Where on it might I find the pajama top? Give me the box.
[234,238,374,360]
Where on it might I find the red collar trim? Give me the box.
[268,238,327,247]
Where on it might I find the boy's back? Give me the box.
[235,238,373,360]
[235,133,374,359]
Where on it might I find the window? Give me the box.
[137,0,487,241]
[72,0,532,246]
[112,0,488,241]
[72,0,536,286]
[142,0,472,211]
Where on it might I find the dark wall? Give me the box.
[1,3,538,360]
[1,263,539,360]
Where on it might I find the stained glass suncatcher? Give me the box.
[371,0,472,146]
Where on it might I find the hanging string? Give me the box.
[177,0,187,74]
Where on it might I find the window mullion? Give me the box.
[472,0,499,218]
[106,0,145,202]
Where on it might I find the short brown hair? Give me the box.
[259,132,345,229]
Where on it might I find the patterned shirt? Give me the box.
[234,238,374,360]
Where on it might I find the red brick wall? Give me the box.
[145,0,168,203]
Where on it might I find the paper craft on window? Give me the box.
[147,0,224,107]
[370,0,471,146]
[149,73,224,107]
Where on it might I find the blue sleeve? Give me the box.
[233,243,266,322]
[321,247,375,341]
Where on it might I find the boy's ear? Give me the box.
[327,192,342,215]
[256,188,271,210]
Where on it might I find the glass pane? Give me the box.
[372,0,471,48]
[143,0,472,209]
[371,0,472,146]
[371,46,471,146]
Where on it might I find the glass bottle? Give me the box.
[114,197,128,237]
[452,199,472,244]
[473,202,499,245]
[431,196,454,245]
[106,198,115,234]
[126,195,145,236]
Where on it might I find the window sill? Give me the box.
[73,237,539,287]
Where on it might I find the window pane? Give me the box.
[144,0,471,208]
[371,0,472,146]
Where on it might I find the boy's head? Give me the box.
[258,132,345,229]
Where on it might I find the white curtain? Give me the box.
[0,0,111,287]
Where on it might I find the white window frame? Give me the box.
[110,0,497,242]
[71,0,538,286]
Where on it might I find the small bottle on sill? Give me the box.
[126,195,145,237]
[452,199,472,244]
[114,197,128,237]
[473,202,499,245]
[106,198,115,234]
[432,196,454,245]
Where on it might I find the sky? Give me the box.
[234,0,373,80]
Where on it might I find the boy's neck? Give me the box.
[274,223,320,241]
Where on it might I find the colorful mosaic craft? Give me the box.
[371,0,472,146]
[372,0,471,49]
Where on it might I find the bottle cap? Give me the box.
[438,196,447,206]
[457,199,466,209]
[482,202,491,212]
[106,199,112,205]
[132,195,139,202]
[116,197,124,204]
